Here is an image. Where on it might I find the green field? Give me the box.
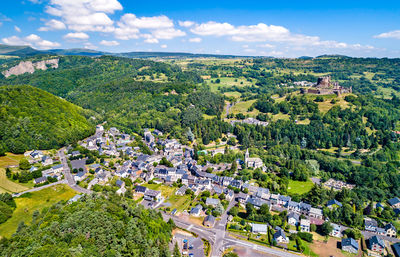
[0,184,77,238]
[230,100,258,116]
[206,77,253,93]
[143,183,176,198]
[287,179,314,195]
[0,153,30,193]
[166,194,192,212]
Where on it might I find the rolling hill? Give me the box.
[0,85,95,154]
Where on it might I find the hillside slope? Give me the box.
[0,85,95,153]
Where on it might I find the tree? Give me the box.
[173,242,181,257]
[229,206,239,216]
[18,159,31,170]
[5,168,11,178]
[320,222,333,236]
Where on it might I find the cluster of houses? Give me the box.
[230,117,269,127]
[323,178,356,191]
[23,150,65,184]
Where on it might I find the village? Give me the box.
[20,125,400,257]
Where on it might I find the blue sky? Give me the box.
[1,0,400,57]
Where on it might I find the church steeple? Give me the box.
[245,149,249,162]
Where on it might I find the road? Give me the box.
[58,148,92,194]
[162,198,301,257]
[12,179,66,197]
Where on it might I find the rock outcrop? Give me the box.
[2,58,59,78]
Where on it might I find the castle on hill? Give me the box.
[302,76,352,96]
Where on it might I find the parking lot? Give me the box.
[173,231,205,257]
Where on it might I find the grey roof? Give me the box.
[206,198,220,206]
[116,179,124,187]
[52,164,63,170]
[385,223,397,232]
[365,218,378,227]
[145,189,161,197]
[388,197,400,206]
[300,202,312,211]
[204,215,216,224]
[369,235,385,249]
[34,176,47,183]
[288,201,299,208]
[327,199,343,207]
[342,238,359,251]
[247,197,268,208]
[279,195,291,202]
[135,185,147,193]
[274,227,288,240]
[288,212,300,221]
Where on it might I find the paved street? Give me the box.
[58,148,92,194]
[12,179,66,197]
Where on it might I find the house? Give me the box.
[278,195,291,206]
[135,185,147,194]
[41,156,53,166]
[29,166,38,172]
[34,176,47,184]
[116,187,127,195]
[206,198,220,207]
[203,215,216,227]
[368,235,385,254]
[116,179,125,188]
[287,201,300,213]
[393,243,400,257]
[388,197,400,208]
[330,223,342,237]
[309,207,323,219]
[365,218,378,232]
[236,192,249,204]
[385,223,397,237]
[256,187,270,200]
[246,197,269,209]
[274,227,289,244]
[144,189,162,202]
[71,151,81,157]
[287,212,300,226]
[30,150,44,159]
[52,164,64,173]
[244,149,264,169]
[190,204,203,217]
[341,238,359,254]
[300,219,310,232]
[213,185,223,195]
[74,171,86,182]
[251,223,268,234]
[270,194,279,205]
[176,185,188,196]
[225,190,234,201]
[68,194,83,204]
[327,199,342,209]
[299,202,312,215]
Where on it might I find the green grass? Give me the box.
[287,179,314,195]
[0,153,30,193]
[166,194,192,212]
[230,100,258,116]
[142,183,176,198]
[0,184,77,238]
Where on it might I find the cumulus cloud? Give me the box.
[160,44,167,48]
[39,19,66,31]
[100,40,119,46]
[189,37,202,43]
[115,13,185,42]
[63,32,89,40]
[190,21,373,50]
[2,34,60,49]
[179,20,195,27]
[44,0,122,32]
[84,42,98,49]
[14,26,21,32]
[374,30,400,39]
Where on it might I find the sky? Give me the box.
[1,0,400,57]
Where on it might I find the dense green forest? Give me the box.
[0,85,95,154]
[0,194,174,256]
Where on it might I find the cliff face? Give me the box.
[2,58,59,78]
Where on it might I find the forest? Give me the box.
[0,194,175,257]
[0,85,95,154]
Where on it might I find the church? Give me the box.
[245,149,264,169]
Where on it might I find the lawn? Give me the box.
[206,77,253,93]
[0,184,77,238]
[166,194,192,212]
[0,153,30,193]
[287,179,314,195]
[230,100,258,116]
[143,183,176,198]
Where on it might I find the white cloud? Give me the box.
[115,13,185,42]
[39,19,66,31]
[2,34,60,49]
[2,36,28,45]
[14,26,21,32]
[160,44,167,48]
[44,0,122,32]
[144,37,159,44]
[244,48,256,53]
[84,42,98,49]
[191,21,373,51]
[189,37,202,43]
[257,43,275,48]
[100,40,119,46]
[374,30,400,39]
[63,32,89,40]
[179,20,194,27]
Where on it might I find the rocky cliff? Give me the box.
[2,58,59,78]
